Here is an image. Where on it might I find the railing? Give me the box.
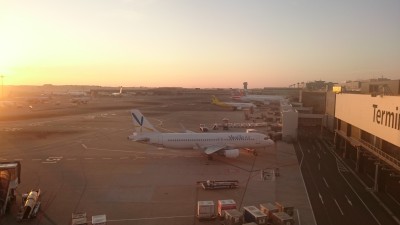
[359,139,400,171]
[335,130,400,172]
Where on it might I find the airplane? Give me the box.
[111,86,123,97]
[231,89,285,105]
[128,109,274,159]
[67,90,88,97]
[211,95,256,111]
[70,97,90,104]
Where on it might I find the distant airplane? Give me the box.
[211,95,256,111]
[70,97,90,104]
[68,91,87,97]
[231,90,285,105]
[111,86,123,97]
[128,109,274,159]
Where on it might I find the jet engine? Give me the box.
[223,149,240,158]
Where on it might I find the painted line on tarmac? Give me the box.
[107,215,194,222]
[345,195,353,206]
[81,145,138,154]
[322,177,330,188]
[319,193,324,204]
[334,198,344,215]
[295,209,301,225]
[296,141,317,225]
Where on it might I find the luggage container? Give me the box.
[218,199,237,217]
[197,200,215,220]
[260,202,279,220]
[224,209,243,225]
[91,214,106,225]
[275,202,294,216]
[271,211,295,225]
[71,212,87,225]
[243,206,267,224]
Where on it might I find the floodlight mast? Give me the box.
[0,74,4,99]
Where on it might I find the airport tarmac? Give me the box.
[0,96,315,225]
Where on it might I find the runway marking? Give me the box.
[345,195,353,206]
[335,154,383,225]
[107,215,194,222]
[322,177,329,188]
[319,193,324,204]
[102,157,112,160]
[14,159,23,161]
[336,160,348,172]
[44,156,63,164]
[295,209,301,225]
[84,158,94,160]
[0,158,8,161]
[317,152,321,159]
[334,198,344,215]
[80,145,138,154]
[297,141,317,223]
[42,161,57,164]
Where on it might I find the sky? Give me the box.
[0,0,399,88]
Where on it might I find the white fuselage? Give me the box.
[233,94,284,104]
[134,132,273,149]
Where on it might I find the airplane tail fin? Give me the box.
[130,109,159,133]
[211,95,220,104]
[231,89,244,100]
[119,86,123,94]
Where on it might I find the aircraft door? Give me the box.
[158,135,163,146]
[255,135,261,144]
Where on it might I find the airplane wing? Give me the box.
[204,145,225,155]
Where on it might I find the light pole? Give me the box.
[0,75,4,99]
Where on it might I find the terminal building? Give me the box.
[278,79,400,203]
[333,82,400,203]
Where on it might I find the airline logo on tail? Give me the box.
[132,112,144,126]
[211,96,227,107]
[130,109,158,133]
[231,90,246,100]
